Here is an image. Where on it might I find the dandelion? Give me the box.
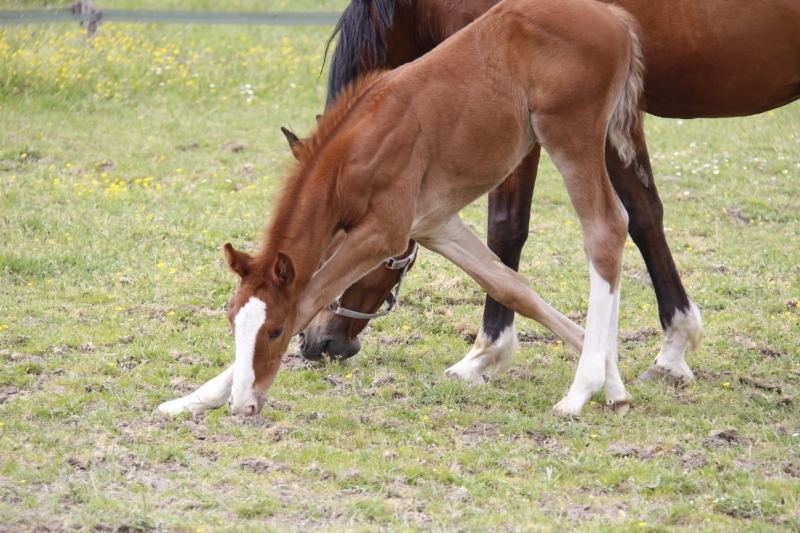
[590,434,597,439]
[723,382,730,388]
[498,433,505,438]
[116,306,123,312]
[346,373,353,379]
[157,262,165,269]
[402,325,409,331]
[167,311,175,316]
[108,362,116,367]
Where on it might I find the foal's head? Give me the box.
[224,243,297,416]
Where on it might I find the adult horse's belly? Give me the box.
[614,0,800,118]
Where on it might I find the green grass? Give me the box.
[1,8,800,532]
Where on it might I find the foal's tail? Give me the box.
[606,6,645,167]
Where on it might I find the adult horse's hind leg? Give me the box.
[605,140,702,385]
[445,148,540,384]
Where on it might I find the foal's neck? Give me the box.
[257,176,342,290]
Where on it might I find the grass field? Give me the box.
[1,4,799,532]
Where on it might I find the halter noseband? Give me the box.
[325,242,419,320]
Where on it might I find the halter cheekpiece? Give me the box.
[325,242,419,320]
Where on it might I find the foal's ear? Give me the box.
[273,252,295,286]
[223,243,251,278]
[280,127,303,160]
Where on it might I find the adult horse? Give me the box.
[298,0,800,385]
[158,0,645,416]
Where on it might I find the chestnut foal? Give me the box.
[158,0,644,416]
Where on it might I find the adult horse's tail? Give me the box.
[606,6,645,167]
[324,0,408,107]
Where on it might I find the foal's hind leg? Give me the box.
[542,139,631,415]
[445,148,541,384]
[605,140,702,385]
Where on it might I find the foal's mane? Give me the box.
[293,69,390,167]
[252,70,391,273]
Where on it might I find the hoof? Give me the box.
[155,399,188,416]
[552,397,582,418]
[638,364,693,387]
[444,366,487,385]
[607,393,633,416]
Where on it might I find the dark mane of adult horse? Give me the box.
[324,0,406,106]
[305,0,800,384]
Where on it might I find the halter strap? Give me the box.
[326,242,418,320]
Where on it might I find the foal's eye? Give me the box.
[269,327,284,340]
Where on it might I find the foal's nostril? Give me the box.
[241,403,256,416]
[297,332,306,349]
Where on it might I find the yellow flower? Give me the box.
[402,325,409,331]
[723,382,730,387]
[590,434,597,439]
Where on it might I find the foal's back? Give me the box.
[346,0,635,226]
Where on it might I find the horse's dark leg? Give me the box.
[605,139,702,385]
[444,146,541,384]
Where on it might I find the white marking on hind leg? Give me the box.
[601,286,632,414]
[554,263,616,415]
[640,300,701,384]
[156,365,234,415]
[445,324,518,385]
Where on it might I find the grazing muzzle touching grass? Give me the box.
[298,318,363,361]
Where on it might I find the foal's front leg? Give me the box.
[156,365,234,415]
[417,216,586,359]
[445,148,541,384]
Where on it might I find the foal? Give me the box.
[158,0,644,416]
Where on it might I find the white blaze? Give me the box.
[232,296,267,406]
